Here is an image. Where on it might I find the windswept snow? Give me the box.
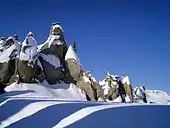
[0,101,70,128]
[0,98,170,128]
[0,82,170,128]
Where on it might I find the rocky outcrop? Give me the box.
[100,73,134,102]
[15,32,45,83]
[0,37,19,88]
[38,23,68,84]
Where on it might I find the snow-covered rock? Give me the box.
[65,45,80,64]
[38,35,64,51]
[134,87,145,98]
[39,53,60,68]
[0,37,6,47]
[99,75,118,96]
[52,23,64,32]
[19,33,37,64]
[0,37,19,63]
[0,43,17,63]
[121,76,131,85]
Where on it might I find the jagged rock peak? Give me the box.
[27,31,34,37]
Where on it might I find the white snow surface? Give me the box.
[4,82,86,101]
[65,45,80,63]
[0,82,170,128]
[121,76,131,85]
[19,36,37,63]
[0,43,18,63]
[146,90,170,103]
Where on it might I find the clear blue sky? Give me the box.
[0,0,170,92]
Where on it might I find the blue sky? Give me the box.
[0,0,170,92]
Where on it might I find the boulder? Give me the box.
[37,23,68,84]
[65,45,83,82]
[16,32,45,83]
[0,37,19,88]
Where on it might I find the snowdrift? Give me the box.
[0,82,170,128]
[2,83,86,101]
[0,98,170,128]
[0,83,170,128]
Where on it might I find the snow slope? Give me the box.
[3,82,86,101]
[0,97,170,128]
[0,83,170,128]
[146,90,170,103]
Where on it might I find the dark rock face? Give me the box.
[17,60,45,83]
[38,55,65,84]
[0,37,19,91]
[39,41,67,64]
[0,60,15,84]
[37,24,68,84]
[38,41,67,84]
[39,43,63,61]
[39,23,68,63]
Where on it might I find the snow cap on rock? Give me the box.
[106,72,117,81]
[22,32,37,47]
[27,31,34,37]
[65,45,80,63]
[52,22,63,32]
[5,36,15,46]
[13,34,19,41]
[0,37,6,46]
[0,37,5,40]
[6,36,14,41]
[122,76,131,85]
